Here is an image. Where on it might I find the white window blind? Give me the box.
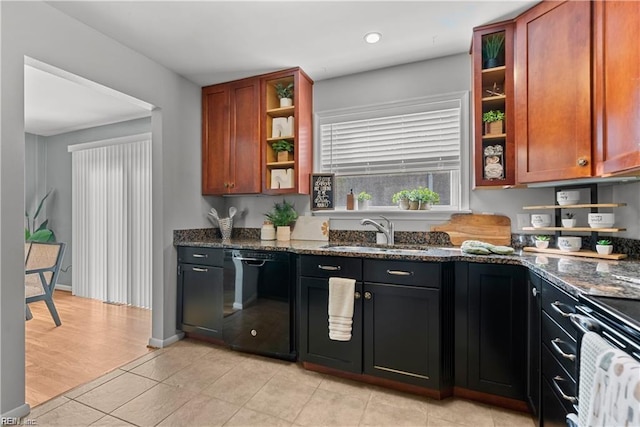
[320,105,461,176]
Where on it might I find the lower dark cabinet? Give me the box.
[528,271,542,421]
[363,282,441,388]
[177,247,224,339]
[299,276,363,373]
[455,262,527,400]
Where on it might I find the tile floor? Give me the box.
[25,339,536,427]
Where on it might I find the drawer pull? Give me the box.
[364,291,372,300]
[386,269,413,276]
[192,253,208,258]
[550,301,574,318]
[318,265,341,271]
[192,267,208,272]
[552,375,577,404]
[551,338,576,362]
[355,292,361,300]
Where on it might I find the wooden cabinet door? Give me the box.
[515,1,592,183]
[456,263,527,400]
[202,85,230,195]
[363,282,440,389]
[177,263,224,339]
[594,1,640,176]
[298,276,363,373]
[228,79,261,194]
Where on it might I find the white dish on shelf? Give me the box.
[558,236,582,252]
[556,191,580,206]
[588,213,615,228]
[531,214,551,228]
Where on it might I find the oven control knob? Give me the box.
[251,329,257,337]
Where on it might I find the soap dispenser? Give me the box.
[346,189,355,210]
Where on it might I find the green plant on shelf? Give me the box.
[535,235,550,241]
[596,239,612,246]
[483,34,505,63]
[357,191,372,202]
[482,110,505,123]
[271,139,294,153]
[274,82,294,99]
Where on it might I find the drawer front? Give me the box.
[363,260,440,288]
[542,345,578,414]
[178,246,224,267]
[299,255,362,280]
[542,280,578,340]
[542,312,577,381]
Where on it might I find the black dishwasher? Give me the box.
[222,249,295,361]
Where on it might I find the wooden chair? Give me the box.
[25,242,66,326]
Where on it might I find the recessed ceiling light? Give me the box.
[364,32,382,44]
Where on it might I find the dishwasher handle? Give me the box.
[233,256,270,267]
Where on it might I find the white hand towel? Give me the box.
[579,332,615,427]
[328,277,355,341]
[586,342,640,427]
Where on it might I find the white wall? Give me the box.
[0,1,219,416]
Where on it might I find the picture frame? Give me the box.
[310,173,335,210]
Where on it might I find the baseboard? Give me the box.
[2,402,31,419]
[148,332,184,349]
[55,283,72,292]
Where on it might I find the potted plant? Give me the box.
[25,189,56,242]
[596,239,613,255]
[413,186,440,210]
[356,191,372,210]
[483,33,505,69]
[274,82,294,108]
[392,190,411,210]
[272,139,294,162]
[483,110,505,135]
[407,189,420,210]
[562,212,577,228]
[534,235,550,249]
[265,199,298,241]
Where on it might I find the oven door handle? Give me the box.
[570,313,602,335]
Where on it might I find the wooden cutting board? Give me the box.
[431,213,511,246]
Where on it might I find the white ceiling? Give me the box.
[26,0,539,136]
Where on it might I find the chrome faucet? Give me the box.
[360,216,394,245]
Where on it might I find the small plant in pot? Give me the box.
[357,191,372,210]
[534,235,551,249]
[272,139,294,162]
[392,190,411,210]
[483,110,505,135]
[274,82,294,107]
[413,186,440,210]
[596,239,613,255]
[483,33,505,69]
[265,199,298,241]
[562,212,577,228]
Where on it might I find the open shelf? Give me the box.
[482,133,507,140]
[266,161,295,168]
[523,226,626,233]
[523,203,626,210]
[523,247,627,260]
[267,106,295,117]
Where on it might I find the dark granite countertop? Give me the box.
[175,236,640,301]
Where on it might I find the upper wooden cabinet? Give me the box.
[202,77,261,195]
[202,67,313,196]
[593,1,640,176]
[261,68,314,195]
[515,0,593,184]
[472,22,516,187]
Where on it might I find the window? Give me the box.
[315,92,469,211]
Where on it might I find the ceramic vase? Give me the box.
[596,245,613,255]
[276,226,291,241]
[562,219,577,228]
[535,240,549,249]
[280,98,292,108]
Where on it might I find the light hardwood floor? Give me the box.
[26,290,153,407]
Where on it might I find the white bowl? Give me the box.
[588,213,615,228]
[531,214,552,228]
[557,191,580,206]
[558,236,582,252]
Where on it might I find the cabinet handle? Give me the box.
[550,301,574,318]
[192,267,208,272]
[386,269,413,276]
[354,292,361,300]
[318,265,341,271]
[551,376,577,404]
[230,182,235,188]
[364,291,372,300]
[224,183,229,188]
[532,287,538,297]
[577,158,588,167]
[551,338,576,362]
[192,253,208,258]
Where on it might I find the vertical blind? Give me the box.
[70,136,152,309]
[320,106,461,176]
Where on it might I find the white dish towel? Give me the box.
[328,277,355,341]
[585,332,640,427]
